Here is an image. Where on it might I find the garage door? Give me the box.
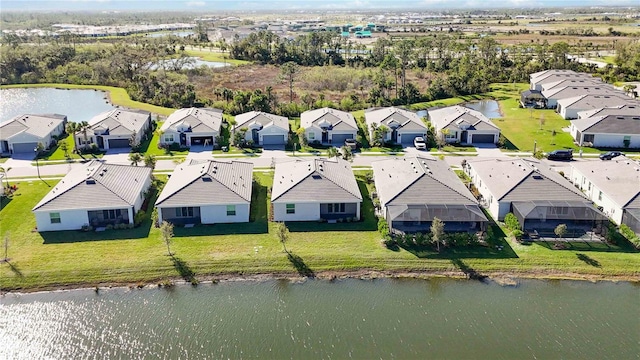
[400,133,424,144]
[262,135,285,145]
[331,134,354,146]
[12,142,39,153]
[471,134,495,144]
[108,139,130,148]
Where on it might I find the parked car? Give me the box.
[413,137,427,150]
[547,149,573,161]
[599,151,623,160]
[344,138,358,150]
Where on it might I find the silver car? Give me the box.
[413,137,427,150]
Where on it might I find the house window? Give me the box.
[308,132,315,140]
[164,134,174,142]
[103,209,123,220]
[328,203,346,213]
[598,191,603,201]
[175,207,194,217]
[286,204,295,214]
[226,205,236,216]
[50,212,61,224]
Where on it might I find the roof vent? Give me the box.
[202,177,212,182]
[86,179,96,185]
[312,174,322,180]
[533,175,543,180]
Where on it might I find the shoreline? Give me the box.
[2,269,638,295]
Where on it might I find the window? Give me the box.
[165,134,174,142]
[175,207,194,217]
[103,209,123,220]
[328,203,346,213]
[286,204,295,214]
[50,212,61,224]
[598,191,603,201]
[308,132,315,140]
[226,205,236,216]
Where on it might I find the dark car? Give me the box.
[599,151,623,160]
[546,149,573,161]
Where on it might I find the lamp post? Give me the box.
[34,147,41,180]
[533,140,537,155]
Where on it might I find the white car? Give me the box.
[413,137,427,150]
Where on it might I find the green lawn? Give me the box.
[184,49,251,66]
[1,171,639,291]
[1,84,176,116]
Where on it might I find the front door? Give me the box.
[322,131,328,143]
[96,136,104,149]
[180,133,187,146]
[461,131,468,143]
[391,129,398,143]
[252,129,259,143]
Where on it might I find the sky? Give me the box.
[2,0,639,12]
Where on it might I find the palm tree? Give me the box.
[66,122,79,154]
[0,166,11,189]
[129,153,142,166]
[327,146,339,159]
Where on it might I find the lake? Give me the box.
[0,88,115,123]
[416,99,501,119]
[1,278,637,359]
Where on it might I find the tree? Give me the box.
[280,61,299,103]
[160,221,174,256]
[66,122,79,153]
[295,127,307,147]
[143,154,157,169]
[431,217,444,252]
[129,152,142,166]
[504,213,520,231]
[554,223,568,240]
[276,222,290,253]
[59,141,69,159]
[437,129,449,150]
[151,208,159,228]
[77,121,90,150]
[341,145,353,162]
[372,124,389,147]
[327,146,339,159]
[129,130,140,150]
[0,166,11,189]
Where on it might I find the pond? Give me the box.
[0,88,115,123]
[0,278,637,359]
[465,99,502,118]
[151,57,229,70]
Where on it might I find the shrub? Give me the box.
[504,213,520,231]
[619,224,640,248]
[105,224,114,230]
[512,229,524,241]
[81,224,93,232]
[377,218,390,237]
[134,210,146,227]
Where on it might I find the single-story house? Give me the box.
[542,85,621,109]
[300,107,358,146]
[155,159,253,225]
[556,94,639,120]
[570,115,640,148]
[233,111,289,146]
[540,78,604,93]
[364,107,428,146]
[520,90,546,108]
[530,70,598,91]
[372,156,487,234]
[32,160,152,231]
[569,157,640,227]
[577,104,640,120]
[159,108,223,148]
[464,158,607,236]
[428,106,500,144]
[0,114,67,154]
[78,109,151,150]
[271,158,362,222]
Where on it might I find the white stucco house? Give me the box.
[570,115,640,148]
[159,108,223,148]
[300,107,358,146]
[428,106,500,144]
[78,109,151,150]
[464,158,607,235]
[569,157,640,226]
[0,114,67,154]
[556,94,638,120]
[542,85,620,109]
[32,160,152,232]
[155,159,253,225]
[364,107,428,146]
[233,111,289,146]
[577,104,640,120]
[271,158,362,222]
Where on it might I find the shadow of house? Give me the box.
[41,218,153,244]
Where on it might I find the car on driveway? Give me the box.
[344,138,358,151]
[599,151,623,160]
[547,149,573,161]
[413,137,427,150]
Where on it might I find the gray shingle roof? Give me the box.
[156,159,253,206]
[572,114,640,134]
[533,73,599,87]
[364,107,427,131]
[557,94,638,110]
[571,157,640,208]
[0,114,66,140]
[161,108,223,134]
[541,78,604,92]
[467,158,585,202]
[88,109,150,135]
[372,156,477,207]
[577,104,640,119]
[300,107,357,131]
[233,111,289,132]
[530,69,578,83]
[32,160,151,211]
[271,158,362,203]
[428,105,500,131]
[542,85,621,100]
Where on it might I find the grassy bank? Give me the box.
[1,83,176,117]
[1,172,638,292]
[184,49,251,66]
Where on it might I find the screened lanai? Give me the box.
[386,204,488,234]
[622,208,640,236]
[511,200,608,237]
